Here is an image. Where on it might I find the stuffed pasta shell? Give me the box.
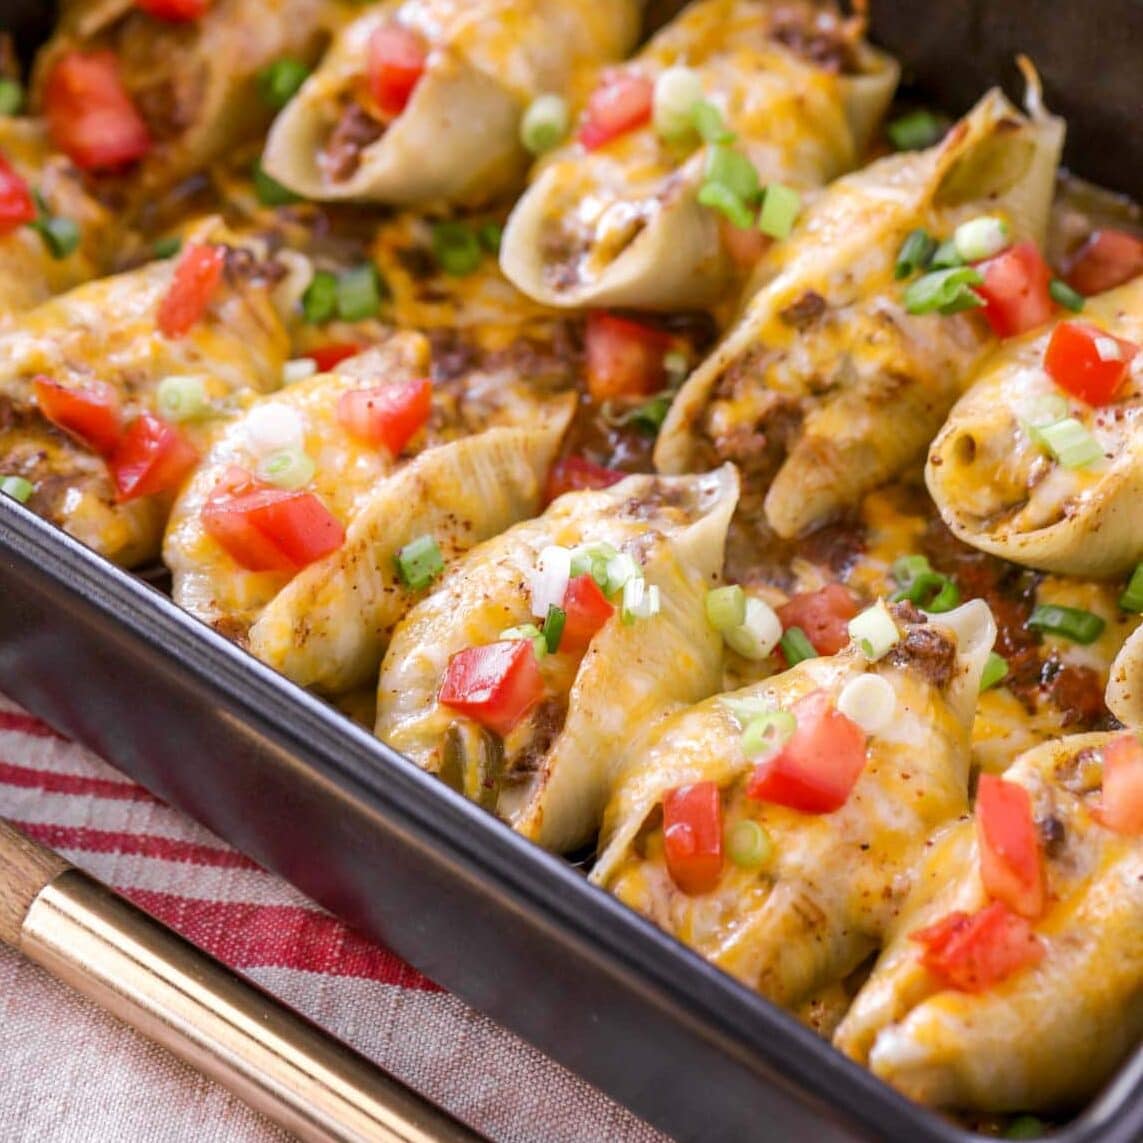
[926,276,1143,576]
[655,82,1065,538]
[165,333,575,693]
[375,466,739,852]
[0,220,290,565]
[262,0,642,207]
[501,0,898,311]
[0,117,113,316]
[591,599,995,1011]
[32,0,337,199]
[835,732,1143,1112]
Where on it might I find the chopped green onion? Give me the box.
[663,350,689,384]
[1027,603,1106,645]
[152,235,182,260]
[779,626,817,666]
[1020,392,1070,429]
[395,533,445,590]
[257,57,310,109]
[837,673,897,734]
[1031,416,1103,469]
[520,93,569,155]
[31,213,81,260]
[726,820,773,868]
[691,100,734,144]
[696,181,754,229]
[621,577,660,624]
[500,623,547,659]
[430,221,483,277]
[848,600,901,661]
[156,375,210,423]
[891,571,960,613]
[894,229,937,280]
[629,395,671,433]
[652,66,704,142]
[477,222,503,253]
[979,651,1009,692]
[0,475,33,503]
[253,161,301,206]
[1003,1115,1045,1140]
[706,585,747,632]
[569,541,618,590]
[542,604,566,654]
[891,554,933,587]
[302,270,338,324]
[724,597,783,660]
[757,183,801,240]
[0,78,24,116]
[705,145,760,205]
[1118,563,1143,612]
[903,266,984,316]
[953,215,1010,262]
[886,109,948,152]
[605,551,640,596]
[1049,278,1085,313]
[258,447,316,490]
[282,357,318,385]
[720,693,777,727]
[741,710,797,757]
[336,263,383,321]
[928,238,964,269]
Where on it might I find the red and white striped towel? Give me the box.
[0,696,667,1142]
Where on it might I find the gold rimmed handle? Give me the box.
[0,819,482,1143]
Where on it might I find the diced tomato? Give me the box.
[745,690,867,814]
[662,781,724,895]
[158,243,225,339]
[1099,733,1143,836]
[1043,320,1138,407]
[545,456,625,504]
[33,375,122,456]
[134,0,209,21]
[973,242,1055,338]
[578,72,653,150]
[336,377,431,455]
[108,413,199,502]
[202,465,344,572]
[910,901,1044,993]
[777,583,858,657]
[976,774,1045,919]
[559,574,615,654]
[367,24,428,117]
[1064,229,1143,297]
[0,154,36,235]
[585,312,670,401]
[310,343,364,373]
[438,640,544,739]
[43,51,152,172]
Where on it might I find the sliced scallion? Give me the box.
[500,623,547,659]
[886,109,948,152]
[431,221,483,277]
[0,475,33,503]
[741,710,797,757]
[156,375,209,423]
[542,604,566,654]
[477,222,503,253]
[1049,278,1085,313]
[848,600,900,661]
[724,597,783,661]
[891,554,933,587]
[928,238,964,270]
[705,585,746,632]
[31,212,80,260]
[531,544,573,617]
[520,93,569,156]
[259,447,316,491]
[604,551,640,597]
[836,673,896,734]
[257,57,310,110]
[696,181,753,229]
[1119,563,1143,612]
[894,229,937,280]
[653,66,704,143]
[979,651,1009,692]
[152,235,182,260]
[1019,392,1069,430]
[903,266,984,316]
[705,145,760,205]
[720,693,777,727]
[569,541,618,590]
[1031,416,1103,469]
[253,161,301,206]
[395,534,445,590]
[336,263,383,321]
[779,626,817,666]
[691,100,734,144]
[302,270,338,324]
[891,570,960,613]
[953,215,1010,263]
[726,820,773,868]
[0,78,24,117]
[621,577,660,624]
[757,183,801,240]
[1027,603,1105,645]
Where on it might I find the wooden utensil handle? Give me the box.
[0,817,482,1143]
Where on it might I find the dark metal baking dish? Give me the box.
[3,2,1142,1140]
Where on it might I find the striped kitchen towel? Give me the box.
[0,697,666,1143]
